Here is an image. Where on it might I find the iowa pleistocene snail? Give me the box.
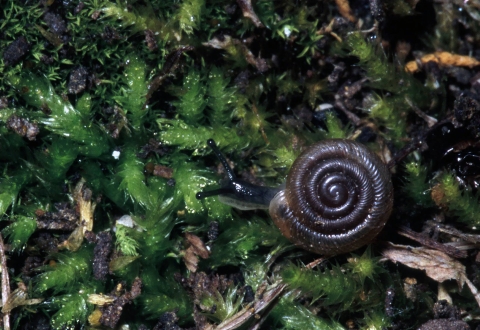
[196,139,394,256]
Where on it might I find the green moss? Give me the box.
[36,138,79,184]
[2,215,37,251]
[344,33,407,94]
[438,173,480,227]
[267,144,299,169]
[362,309,390,330]
[385,0,416,15]
[36,248,94,294]
[115,224,140,256]
[159,118,255,152]
[403,161,433,207]
[116,145,153,208]
[208,216,288,268]
[345,246,384,285]
[278,250,390,328]
[268,294,345,330]
[142,293,192,321]
[113,56,149,131]
[273,72,302,97]
[174,160,232,221]
[206,66,236,125]
[46,293,92,330]
[101,1,168,39]
[341,33,434,145]
[8,73,109,158]
[172,67,207,125]
[0,125,26,162]
[176,0,206,35]
[139,195,181,264]
[141,266,192,321]
[281,263,357,306]
[366,95,406,144]
[323,112,350,139]
[296,24,324,63]
[0,170,31,215]
[80,160,128,209]
[431,3,458,51]
[199,285,243,323]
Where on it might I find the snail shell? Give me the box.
[269,139,393,255]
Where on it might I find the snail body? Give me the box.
[196,139,394,255]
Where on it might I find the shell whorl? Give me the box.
[269,139,393,255]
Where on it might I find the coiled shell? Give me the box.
[269,139,393,255]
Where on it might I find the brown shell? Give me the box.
[269,139,393,255]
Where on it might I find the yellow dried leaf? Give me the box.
[405,51,480,73]
[87,294,116,306]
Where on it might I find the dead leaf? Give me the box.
[153,164,174,179]
[382,243,480,307]
[87,294,116,306]
[185,232,210,259]
[236,0,264,28]
[183,233,210,272]
[1,282,43,313]
[203,35,268,72]
[58,226,84,251]
[382,243,465,286]
[59,179,96,251]
[73,178,95,233]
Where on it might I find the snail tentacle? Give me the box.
[196,139,280,210]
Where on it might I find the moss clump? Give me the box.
[36,248,95,294]
[281,262,358,306]
[403,161,433,207]
[0,170,31,215]
[46,293,92,329]
[115,224,140,256]
[434,173,480,227]
[198,285,244,323]
[268,294,345,330]
[339,32,436,146]
[8,73,109,158]
[2,215,36,251]
[207,215,288,268]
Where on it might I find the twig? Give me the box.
[405,96,438,128]
[305,257,326,269]
[334,100,362,126]
[215,283,286,330]
[463,275,480,308]
[426,220,480,246]
[398,226,467,259]
[236,0,264,28]
[0,233,11,330]
[334,0,357,23]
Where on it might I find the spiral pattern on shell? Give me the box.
[269,139,393,255]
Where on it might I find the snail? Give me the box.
[196,139,394,255]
